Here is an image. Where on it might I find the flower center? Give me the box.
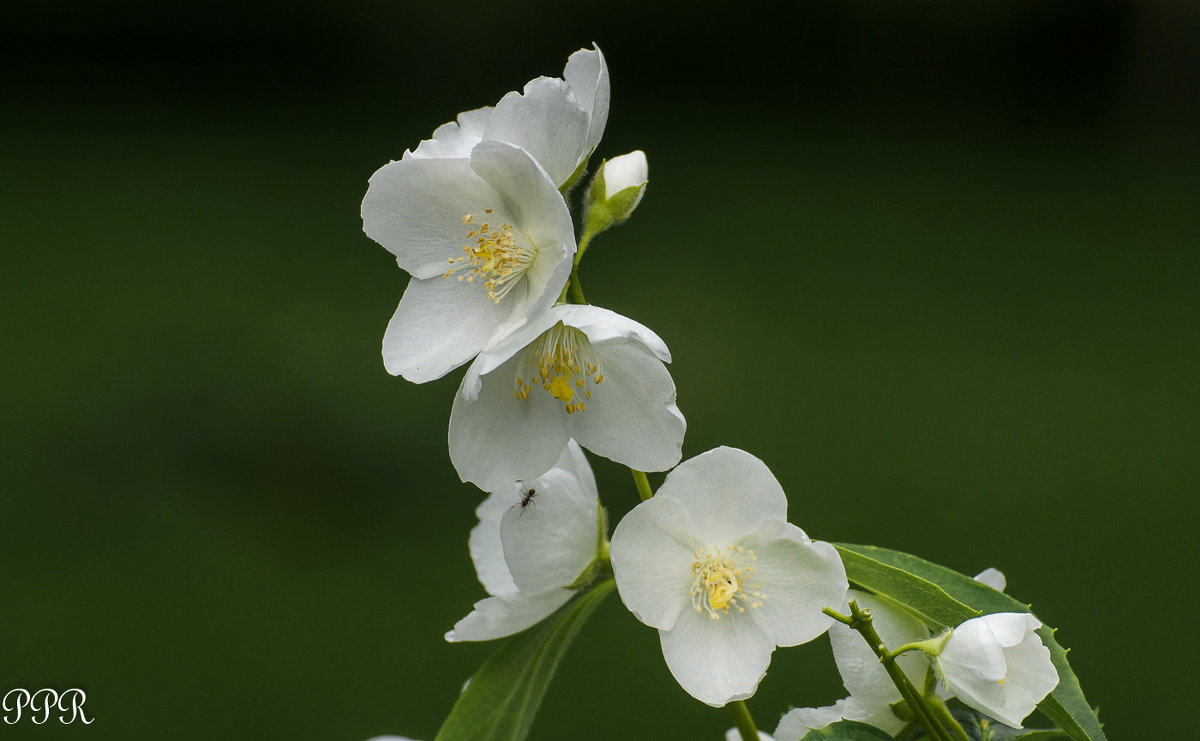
[514,322,604,415]
[690,545,764,619]
[443,209,536,303]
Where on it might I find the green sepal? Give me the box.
[433,579,616,741]
[835,544,1107,741]
[602,184,646,223]
[801,719,899,740]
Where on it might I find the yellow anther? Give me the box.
[549,376,575,403]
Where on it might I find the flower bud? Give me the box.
[584,150,648,236]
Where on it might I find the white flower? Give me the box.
[448,304,685,492]
[446,440,602,642]
[934,612,1059,728]
[406,45,610,190]
[609,447,848,707]
[775,569,1010,740]
[361,140,576,383]
[775,590,931,739]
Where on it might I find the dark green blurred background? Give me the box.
[3,1,1197,738]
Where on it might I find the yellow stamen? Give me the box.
[689,545,764,619]
[444,211,536,303]
[514,322,605,414]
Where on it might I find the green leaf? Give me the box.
[434,579,615,741]
[834,544,1106,741]
[801,719,899,740]
[834,545,979,627]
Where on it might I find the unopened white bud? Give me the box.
[584,150,649,237]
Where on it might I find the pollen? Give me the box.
[689,545,764,619]
[443,210,536,303]
[514,322,604,414]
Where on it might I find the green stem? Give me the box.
[726,700,759,741]
[830,601,954,741]
[926,696,971,741]
[574,227,596,270]
[567,273,587,304]
[630,469,653,501]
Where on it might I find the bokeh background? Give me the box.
[4,1,1197,738]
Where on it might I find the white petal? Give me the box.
[484,78,590,187]
[943,618,1009,682]
[774,696,906,740]
[973,567,1007,592]
[986,612,1041,648]
[500,466,597,593]
[445,589,574,642]
[381,275,507,383]
[659,606,775,707]
[992,627,1058,726]
[469,488,519,596]
[830,590,930,708]
[460,309,560,401]
[774,699,856,741]
[449,352,571,492]
[610,495,701,631]
[406,106,493,160]
[601,150,648,199]
[740,526,846,647]
[468,141,575,335]
[558,304,671,362]
[361,156,505,279]
[461,308,564,400]
[556,439,598,501]
[568,340,685,474]
[939,618,1012,720]
[654,447,789,544]
[563,44,610,157]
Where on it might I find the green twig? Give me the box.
[726,700,759,741]
[630,469,653,501]
[825,601,954,741]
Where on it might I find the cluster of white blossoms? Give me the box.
[361,45,684,489]
[360,44,845,712]
[361,45,1064,741]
